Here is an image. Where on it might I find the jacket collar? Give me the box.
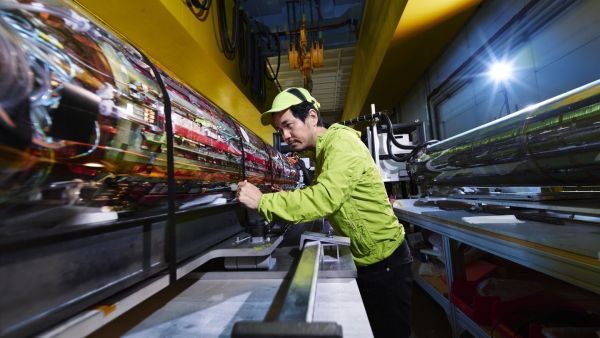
[315,123,361,158]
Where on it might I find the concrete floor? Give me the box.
[411,284,453,338]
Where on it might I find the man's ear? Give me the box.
[308,109,319,126]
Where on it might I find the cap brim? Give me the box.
[261,104,292,126]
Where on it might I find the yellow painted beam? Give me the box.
[72,0,275,143]
[393,0,480,41]
[366,0,481,113]
[343,0,480,121]
[342,0,408,120]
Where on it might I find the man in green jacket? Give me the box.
[237,87,412,338]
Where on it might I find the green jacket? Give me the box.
[258,124,404,266]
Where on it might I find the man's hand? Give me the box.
[237,180,262,210]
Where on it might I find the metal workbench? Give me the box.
[41,233,372,338]
[394,198,600,338]
[119,242,371,338]
[119,273,370,338]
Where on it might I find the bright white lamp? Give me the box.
[488,61,513,82]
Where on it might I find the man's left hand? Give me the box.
[237,180,262,210]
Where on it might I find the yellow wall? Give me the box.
[342,0,408,120]
[72,0,276,143]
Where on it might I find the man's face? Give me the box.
[273,109,316,151]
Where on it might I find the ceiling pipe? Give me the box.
[273,18,355,38]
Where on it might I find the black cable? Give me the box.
[189,0,211,10]
[217,0,238,60]
[339,112,380,126]
[236,8,282,104]
[264,32,281,81]
[339,112,432,162]
[381,113,443,162]
[230,121,251,227]
[386,136,414,162]
[137,50,176,283]
[297,157,313,185]
[231,124,246,181]
[386,136,439,163]
[263,144,274,187]
[250,32,259,96]
[254,39,266,102]
[266,58,282,91]
[378,112,417,150]
[186,0,210,21]
[249,31,263,102]
[237,9,250,85]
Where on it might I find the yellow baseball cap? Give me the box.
[261,87,321,126]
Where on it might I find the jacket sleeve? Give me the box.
[258,132,367,223]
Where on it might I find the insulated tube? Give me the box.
[408,79,600,187]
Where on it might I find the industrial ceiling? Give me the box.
[248,0,481,123]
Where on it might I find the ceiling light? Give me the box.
[488,61,513,82]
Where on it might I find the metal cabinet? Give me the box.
[394,199,600,338]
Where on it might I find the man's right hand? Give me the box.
[236,180,263,210]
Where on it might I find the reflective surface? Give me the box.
[409,80,600,187]
[0,0,299,234]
